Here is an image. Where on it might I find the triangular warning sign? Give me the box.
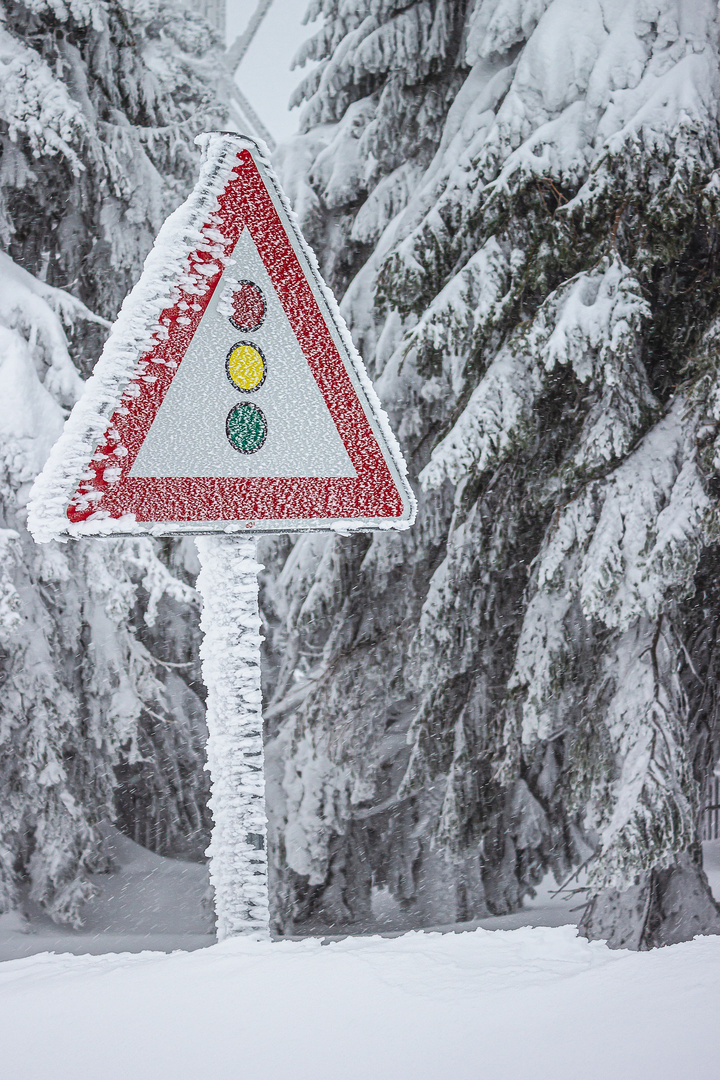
[28,133,415,540]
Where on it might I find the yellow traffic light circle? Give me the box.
[226,341,266,392]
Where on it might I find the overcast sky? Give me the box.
[226,0,320,145]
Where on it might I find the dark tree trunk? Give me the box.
[580,849,720,950]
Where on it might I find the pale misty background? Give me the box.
[227,0,318,142]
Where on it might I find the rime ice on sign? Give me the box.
[27,132,415,539]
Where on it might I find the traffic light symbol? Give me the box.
[226,282,267,454]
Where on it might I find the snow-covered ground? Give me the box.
[2,925,720,1080]
[2,835,720,1079]
[0,825,589,960]
[3,830,720,958]
[0,827,214,961]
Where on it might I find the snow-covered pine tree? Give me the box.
[0,0,226,922]
[266,0,720,946]
[1,0,227,328]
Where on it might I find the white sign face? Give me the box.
[131,228,356,480]
[27,132,416,541]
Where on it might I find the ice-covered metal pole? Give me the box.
[195,535,269,939]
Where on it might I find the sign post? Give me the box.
[196,536,269,938]
[28,132,415,938]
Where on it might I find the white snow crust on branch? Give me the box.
[501,395,713,886]
[593,619,695,888]
[0,249,105,508]
[511,397,711,741]
[421,258,653,490]
[405,236,516,395]
[282,724,353,886]
[0,23,88,170]
[0,251,102,406]
[196,536,270,938]
[374,0,720,334]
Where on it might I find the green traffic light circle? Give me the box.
[226,402,267,455]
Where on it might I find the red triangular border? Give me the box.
[68,148,404,526]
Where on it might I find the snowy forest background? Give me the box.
[3,0,720,951]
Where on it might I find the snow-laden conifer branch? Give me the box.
[421,259,654,490]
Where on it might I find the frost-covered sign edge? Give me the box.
[27,132,416,543]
